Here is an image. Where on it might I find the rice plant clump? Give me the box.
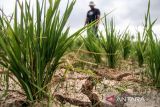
[134,32,147,67]
[144,0,160,87]
[0,0,84,101]
[100,18,121,68]
[121,32,132,60]
[147,34,160,87]
[83,31,102,64]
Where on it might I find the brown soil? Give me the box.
[0,58,160,107]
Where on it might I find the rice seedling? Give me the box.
[134,32,147,67]
[0,0,86,101]
[144,0,160,87]
[121,32,131,60]
[0,68,9,99]
[134,0,152,67]
[147,33,160,87]
[83,31,102,64]
[69,37,84,51]
[100,18,121,68]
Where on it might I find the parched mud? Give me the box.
[0,59,160,107]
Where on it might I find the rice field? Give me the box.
[0,0,160,107]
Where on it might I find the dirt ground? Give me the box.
[0,58,160,107]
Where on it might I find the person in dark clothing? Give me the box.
[85,1,100,37]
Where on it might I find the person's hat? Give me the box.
[89,1,95,6]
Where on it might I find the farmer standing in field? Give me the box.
[85,1,101,37]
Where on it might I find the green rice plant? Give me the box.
[100,18,121,68]
[144,0,160,87]
[70,37,84,50]
[0,0,86,101]
[121,32,131,60]
[134,32,147,67]
[134,2,151,67]
[0,16,2,30]
[83,32,102,64]
[134,0,157,68]
[147,33,160,87]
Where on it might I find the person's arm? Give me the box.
[85,11,89,26]
[85,17,89,26]
[96,9,101,26]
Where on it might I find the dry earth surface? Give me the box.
[0,59,160,107]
